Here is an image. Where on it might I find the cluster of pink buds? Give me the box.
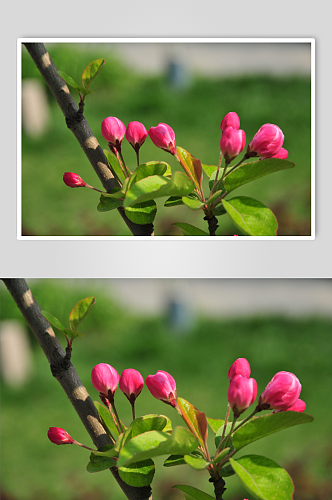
[220,112,246,162]
[226,358,305,419]
[218,111,288,168]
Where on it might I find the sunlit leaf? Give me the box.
[123,172,194,207]
[224,158,295,193]
[229,455,294,500]
[82,58,105,88]
[222,196,278,236]
[174,485,215,500]
[69,297,96,331]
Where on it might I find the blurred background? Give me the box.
[21,42,312,236]
[1,278,331,500]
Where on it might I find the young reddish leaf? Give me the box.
[177,398,208,450]
[176,147,203,191]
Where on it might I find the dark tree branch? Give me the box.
[23,42,154,237]
[2,279,153,500]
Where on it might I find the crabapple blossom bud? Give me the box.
[119,368,144,402]
[125,121,147,151]
[258,371,301,411]
[220,127,246,160]
[91,363,119,399]
[220,112,240,132]
[248,124,284,158]
[273,398,306,414]
[260,148,288,160]
[148,123,176,155]
[63,172,87,188]
[228,374,257,416]
[145,370,177,407]
[228,358,251,382]
[47,427,75,445]
[101,117,126,148]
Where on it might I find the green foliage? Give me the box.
[232,411,314,452]
[229,455,294,500]
[222,196,278,236]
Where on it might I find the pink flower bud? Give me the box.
[101,117,126,147]
[248,124,284,157]
[220,126,246,160]
[260,148,288,160]
[145,370,177,407]
[228,374,257,416]
[91,363,119,399]
[47,427,75,445]
[273,398,306,414]
[258,371,301,411]
[148,123,176,155]
[228,358,251,382]
[220,112,240,132]
[125,121,147,151]
[119,368,144,402]
[63,172,87,188]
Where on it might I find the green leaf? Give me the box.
[94,401,118,439]
[173,223,209,236]
[82,58,105,88]
[123,172,194,207]
[182,196,204,210]
[215,421,234,448]
[41,310,66,332]
[75,86,95,97]
[117,427,198,468]
[164,196,184,207]
[130,415,168,438]
[113,429,132,453]
[184,454,210,470]
[164,454,187,467]
[57,70,80,89]
[211,447,231,466]
[124,200,157,224]
[202,164,218,178]
[174,485,215,500]
[213,204,227,217]
[104,150,125,184]
[233,412,314,452]
[229,455,294,500]
[219,463,236,477]
[97,196,123,212]
[207,418,225,434]
[206,190,223,206]
[69,297,96,331]
[63,328,84,340]
[118,459,155,487]
[164,192,200,208]
[87,448,118,472]
[176,147,203,190]
[132,162,168,182]
[222,196,278,236]
[177,398,208,450]
[224,158,295,193]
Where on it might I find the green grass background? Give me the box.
[21,44,311,236]
[1,279,330,500]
